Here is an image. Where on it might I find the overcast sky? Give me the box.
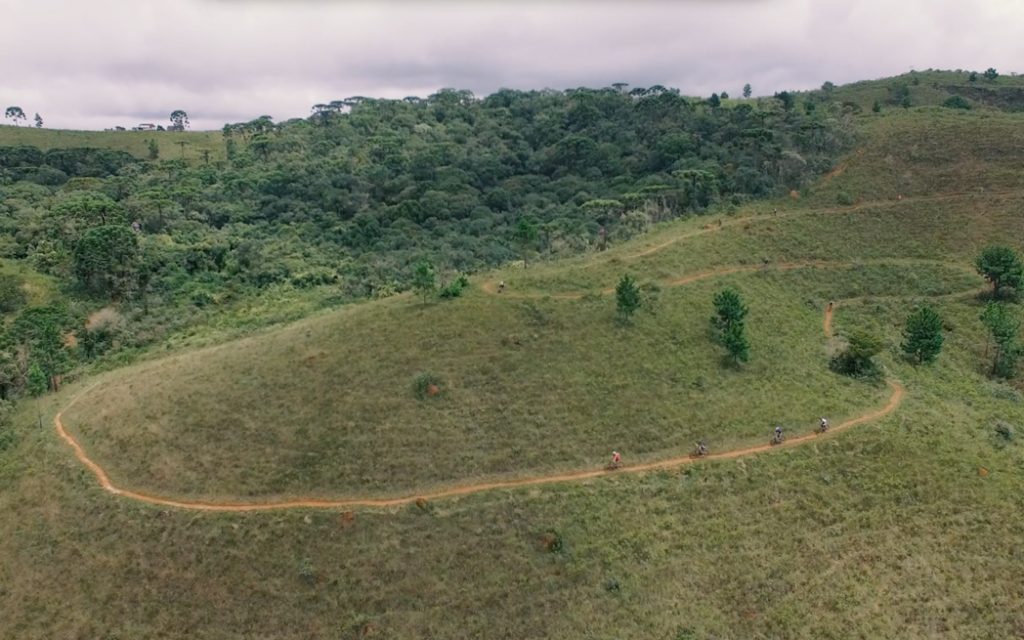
[1,0,1022,130]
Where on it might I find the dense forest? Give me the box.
[0,86,855,400]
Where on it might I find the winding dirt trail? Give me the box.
[57,186,1010,511]
[54,255,944,511]
[53,377,904,512]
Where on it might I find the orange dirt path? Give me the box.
[54,258,932,511]
[53,378,903,512]
[59,186,1009,512]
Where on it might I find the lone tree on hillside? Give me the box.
[513,216,539,267]
[411,259,437,304]
[984,68,999,81]
[975,245,1023,299]
[615,274,641,322]
[169,110,190,131]
[901,306,944,364]
[830,329,883,378]
[711,287,750,364]
[980,302,1021,379]
[33,112,43,128]
[742,83,752,98]
[4,106,26,126]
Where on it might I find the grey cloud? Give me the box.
[0,0,1021,130]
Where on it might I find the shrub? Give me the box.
[994,421,1015,444]
[836,191,855,206]
[412,372,444,399]
[438,274,470,299]
[830,329,883,378]
[615,274,641,322]
[943,95,971,110]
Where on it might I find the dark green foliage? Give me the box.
[901,306,944,363]
[774,91,795,111]
[984,68,999,81]
[0,275,27,313]
[13,306,71,390]
[27,363,48,396]
[969,71,979,82]
[0,84,854,367]
[72,225,139,298]
[411,260,436,303]
[993,421,1015,447]
[831,329,883,378]
[169,110,190,131]
[707,93,721,108]
[412,372,444,399]
[943,95,971,110]
[975,245,1023,298]
[615,274,641,321]
[514,217,539,266]
[147,139,159,159]
[721,322,750,363]
[742,83,752,98]
[711,288,748,333]
[872,100,882,113]
[712,287,750,364]
[889,83,911,107]
[0,145,135,178]
[981,302,1020,379]
[438,274,470,299]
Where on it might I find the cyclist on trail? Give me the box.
[695,441,709,457]
[498,280,505,293]
[610,450,622,468]
[819,417,829,432]
[772,425,784,444]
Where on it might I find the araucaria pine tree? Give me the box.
[901,306,944,363]
[711,287,750,364]
[615,274,641,321]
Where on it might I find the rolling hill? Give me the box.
[2,82,1024,638]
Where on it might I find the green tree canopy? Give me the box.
[975,245,1023,298]
[901,306,944,364]
[980,302,1020,378]
[615,274,641,321]
[411,259,436,303]
[831,329,883,377]
[72,224,140,298]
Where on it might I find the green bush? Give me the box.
[438,274,470,299]
[943,95,971,110]
[836,191,855,206]
[830,329,884,379]
[412,372,444,399]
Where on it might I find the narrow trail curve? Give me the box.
[53,257,938,512]
[53,380,904,512]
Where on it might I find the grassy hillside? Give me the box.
[0,124,225,162]
[826,69,1024,112]
[2,103,1024,638]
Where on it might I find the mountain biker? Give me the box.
[695,441,708,456]
[819,417,829,432]
[497,280,505,293]
[773,425,783,443]
[611,450,622,468]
